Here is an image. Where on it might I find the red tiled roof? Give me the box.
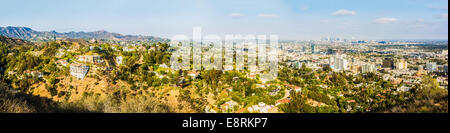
[235,108,247,113]
[277,99,291,104]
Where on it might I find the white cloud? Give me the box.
[300,6,309,11]
[257,14,277,18]
[373,17,398,24]
[439,13,448,19]
[332,9,356,16]
[230,13,242,18]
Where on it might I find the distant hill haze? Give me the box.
[0,26,164,42]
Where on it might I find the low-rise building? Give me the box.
[24,70,43,78]
[247,102,277,113]
[187,71,200,79]
[123,47,136,52]
[221,100,239,113]
[56,59,69,67]
[223,65,234,71]
[116,56,123,66]
[77,55,104,64]
[70,63,89,79]
[276,98,291,106]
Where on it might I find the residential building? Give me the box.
[56,59,69,67]
[24,70,43,78]
[187,71,200,79]
[70,63,90,79]
[116,56,123,66]
[330,55,348,72]
[247,102,277,113]
[362,63,376,73]
[382,58,394,69]
[77,55,104,64]
[223,65,234,71]
[395,59,408,70]
[221,100,239,113]
[426,62,437,72]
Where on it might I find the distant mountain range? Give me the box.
[0,26,165,42]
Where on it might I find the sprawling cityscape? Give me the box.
[0,26,447,113]
[0,0,448,114]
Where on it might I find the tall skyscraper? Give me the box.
[311,44,316,54]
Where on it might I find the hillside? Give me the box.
[0,26,165,42]
[0,35,32,46]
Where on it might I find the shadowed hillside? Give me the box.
[0,82,94,113]
[1,81,173,113]
[0,35,32,46]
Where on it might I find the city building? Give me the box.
[395,59,408,70]
[327,48,336,55]
[362,63,376,73]
[444,65,448,73]
[329,55,348,72]
[382,58,395,69]
[426,62,437,72]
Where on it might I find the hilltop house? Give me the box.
[56,59,69,67]
[223,65,234,71]
[123,47,136,52]
[187,71,200,79]
[204,106,217,113]
[70,63,89,79]
[159,64,169,69]
[55,49,65,58]
[116,56,123,66]
[221,100,239,113]
[248,72,257,79]
[77,55,104,64]
[276,98,291,106]
[247,102,277,113]
[148,46,156,51]
[24,70,43,78]
[286,84,302,92]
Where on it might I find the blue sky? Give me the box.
[0,0,448,40]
